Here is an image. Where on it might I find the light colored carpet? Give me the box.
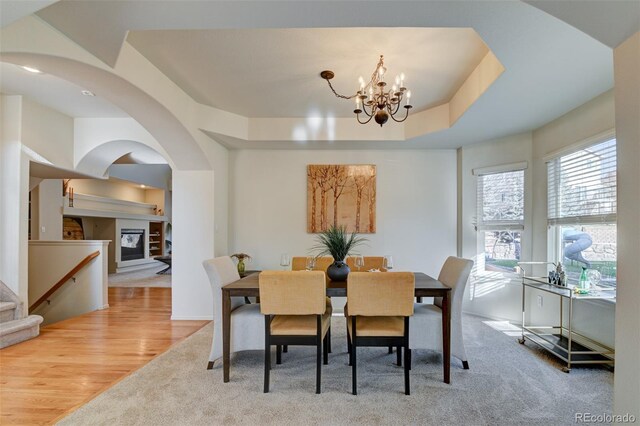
[58,314,612,425]
[108,265,171,288]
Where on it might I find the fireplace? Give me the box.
[120,229,145,261]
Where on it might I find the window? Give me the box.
[476,168,525,273]
[547,138,617,286]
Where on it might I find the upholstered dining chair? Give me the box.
[347,272,415,395]
[202,256,263,370]
[346,256,386,272]
[259,271,331,394]
[291,256,334,274]
[291,256,334,353]
[409,256,474,369]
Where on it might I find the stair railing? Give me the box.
[29,250,101,312]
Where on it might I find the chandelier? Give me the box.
[320,55,412,127]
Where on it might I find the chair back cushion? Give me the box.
[434,257,474,309]
[291,256,334,271]
[346,256,386,272]
[202,257,243,313]
[259,271,326,315]
[347,272,414,317]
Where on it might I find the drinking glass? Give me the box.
[305,256,316,271]
[354,255,364,271]
[280,253,290,270]
[383,255,394,271]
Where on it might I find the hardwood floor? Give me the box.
[0,287,209,425]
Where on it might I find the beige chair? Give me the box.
[291,256,334,353]
[202,257,262,369]
[347,272,415,395]
[259,271,331,394]
[410,256,474,369]
[346,256,387,272]
[291,256,334,274]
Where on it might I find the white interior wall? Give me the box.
[21,98,74,169]
[229,149,458,305]
[459,132,533,322]
[613,32,640,419]
[34,179,63,240]
[530,90,616,349]
[171,170,216,320]
[70,178,146,203]
[0,95,26,299]
[28,240,109,323]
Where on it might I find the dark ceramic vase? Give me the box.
[327,260,350,282]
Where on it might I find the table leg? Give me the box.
[442,291,451,384]
[222,289,231,383]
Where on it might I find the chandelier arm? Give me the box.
[325,79,357,100]
[361,103,374,117]
[355,112,375,125]
[387,101,401,116]
[389,107,411,123]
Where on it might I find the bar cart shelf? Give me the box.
[518,272,615,373]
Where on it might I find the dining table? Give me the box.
[221,271,452,384]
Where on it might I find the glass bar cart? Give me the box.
[517,262,615,373]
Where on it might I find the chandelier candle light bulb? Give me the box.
[321,55,413,127]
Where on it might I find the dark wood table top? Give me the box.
[223,271,451,297]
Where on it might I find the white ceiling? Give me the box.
[1,1,636,149]
[126,28,488,118]
[0,62,128,118]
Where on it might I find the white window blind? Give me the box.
[476,169,524,230]
[547,139,617,225]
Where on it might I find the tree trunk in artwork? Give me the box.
[329,166,349,227]
[320,189,328,230]
[308,167,319,232]
[367,184,376,233]
[353,175,367,232]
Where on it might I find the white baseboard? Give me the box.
[170,315,213,321]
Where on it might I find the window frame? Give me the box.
[473,162,527,275]
[545,131,617,287]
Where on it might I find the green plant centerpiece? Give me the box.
[231,253,252,276]
[312,225,366,281]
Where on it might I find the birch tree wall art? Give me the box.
[307,164,376,233]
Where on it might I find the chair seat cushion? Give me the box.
[271,312,331,336]
[347,316,405,337]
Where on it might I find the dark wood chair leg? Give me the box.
[388,346,393,354]
[276,345,282,365]
[323,333,329,365]
[327,326,332,353]
[462,360,470,370]
[207,361,214,370]
[404,346,410,396]
[316,315,322,394]
[404,317,410,395]
[283,345,288,353]
[264,316,271,393]
[396,346,402,366]
[351,317,357,395]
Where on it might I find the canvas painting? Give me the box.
[307,164,377,233]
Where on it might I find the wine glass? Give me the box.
[280,253,290,270]
[383,255,394,271]
[354,255,364,271]
[305,256,316,271]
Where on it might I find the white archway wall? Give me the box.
[74,118,175,173]
[613,32,640,419]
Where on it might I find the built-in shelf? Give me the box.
[63,206,167,222]
[64,193,167,221]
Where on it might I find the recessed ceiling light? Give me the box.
[140,184,146,188]
[81,90,95,96]
[21,66,42,74]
